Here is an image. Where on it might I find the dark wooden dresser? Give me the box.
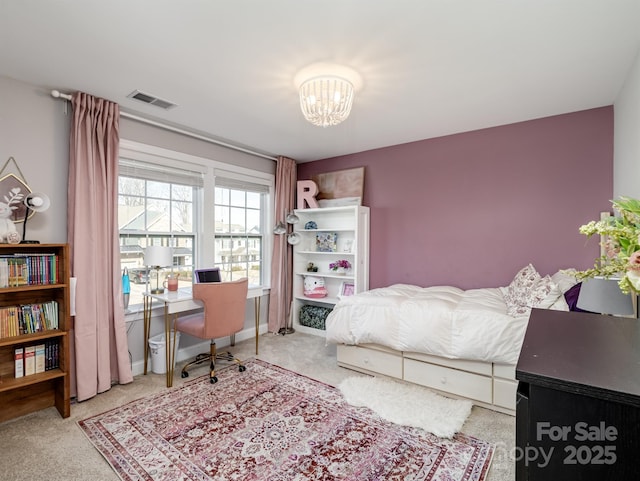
[516,308,640,480]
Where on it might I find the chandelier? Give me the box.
[295,63,361,128]
[299,76,354,127]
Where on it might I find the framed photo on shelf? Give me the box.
[339,281,355,297]
[316,232,338,252]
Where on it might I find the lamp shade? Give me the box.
[576,277,635,316]
[144,246,173,268]
[24,192,51,213]
[20,192,51,244]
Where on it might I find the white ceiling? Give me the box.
[2,1,640,163]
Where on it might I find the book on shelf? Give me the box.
[24,345,36,376]
[35,343,46,373]
[0,253,59,288]
[0,301,59,339]
[45,339,59,371]
[14,347,24,378]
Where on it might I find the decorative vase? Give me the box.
[336,267,346,275]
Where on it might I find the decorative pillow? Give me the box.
[563,282,594,312]
[501,265,563,317]
[500,264,542,315]
[551,268,579,293]
[532,275,563,309]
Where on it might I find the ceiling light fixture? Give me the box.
[294,63,362,128]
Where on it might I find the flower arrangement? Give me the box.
[329,259,351,271]
[575,196,640,294]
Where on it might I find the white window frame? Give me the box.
[119,139,275,290]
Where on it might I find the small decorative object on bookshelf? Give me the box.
[303,275,328,298]
[316,232,338,252]
[329,259,351,274]
[340,282,355,297]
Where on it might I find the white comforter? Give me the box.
[325,284,530,365]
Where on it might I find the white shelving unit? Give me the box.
[291,205,370,336]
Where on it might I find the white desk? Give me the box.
[143,285,265,387]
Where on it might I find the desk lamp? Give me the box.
[21,192,50,244]
[144,246,173,294]
[576,277,635,317]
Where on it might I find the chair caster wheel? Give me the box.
[181,371,189,378]
[210,376,218,384]
[239,365,246,372]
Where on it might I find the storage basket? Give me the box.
[299,305,333,330]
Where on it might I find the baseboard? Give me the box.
[131,323,269,376]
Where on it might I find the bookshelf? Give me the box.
[0,244,70,423]
[291,206,370,335]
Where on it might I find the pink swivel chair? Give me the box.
[174,278,248,383]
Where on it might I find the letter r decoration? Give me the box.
[297,180,319,209]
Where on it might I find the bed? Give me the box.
[325,264,579,414]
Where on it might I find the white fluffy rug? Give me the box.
[338,376,473,438]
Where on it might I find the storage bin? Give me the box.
[299,305,332,330]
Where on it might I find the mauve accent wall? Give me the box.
[298,107,613,290]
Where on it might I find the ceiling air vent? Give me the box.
[127,90,177,110]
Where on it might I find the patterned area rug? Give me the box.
[79,359,494,481]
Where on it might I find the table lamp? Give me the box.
[576,277,635,317]
[144,246,173,294]
[21,192,51,244]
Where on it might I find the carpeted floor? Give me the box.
[0,332,515,480]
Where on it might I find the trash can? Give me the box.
[148,331,180,374]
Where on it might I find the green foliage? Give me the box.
[576,196,640,294]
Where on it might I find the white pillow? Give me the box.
[551,268,579,293]
[533,275,563,309]
[548,295,570,311]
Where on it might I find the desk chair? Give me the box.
[174,278,248,383]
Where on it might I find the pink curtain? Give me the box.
[268,156,297,332]
[68,92,133,401]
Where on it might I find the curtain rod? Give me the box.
[50,90,278,162]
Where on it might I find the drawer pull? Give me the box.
[363,358,369,364]
[440,377,447,385]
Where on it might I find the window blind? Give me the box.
[214,168,271,193]
[120,157,205,187]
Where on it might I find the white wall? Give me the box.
[614,48,640,199]
[0,76,70,242]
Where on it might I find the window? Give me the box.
[118,157,202,306]
[118,141,274,309]
[214,175,269,285]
